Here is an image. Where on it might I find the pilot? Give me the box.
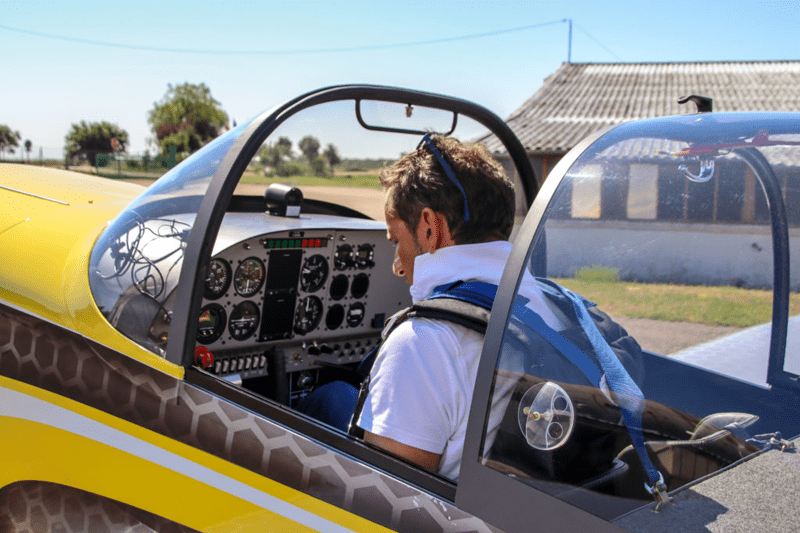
[351,134,562,480]
[301,133,645,481]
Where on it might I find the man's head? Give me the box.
[381,134,515,283]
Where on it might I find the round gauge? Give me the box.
[351,273,369,299]
[234,257,265,297]
[228,300,260,341]
[300,254,329,293]
[346,302,365,328]
[204,258,231,300]
[329,274,349,301]
[197,304,226,344]
[355,244,374,270]
[334,244,354,271]
[294,296,323,335]
[325,304,345,330]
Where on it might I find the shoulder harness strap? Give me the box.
[348,281,495,437]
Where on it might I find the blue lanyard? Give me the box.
[430,280,666,495]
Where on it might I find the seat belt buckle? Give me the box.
[645,472,672,512]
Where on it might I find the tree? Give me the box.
[0,125,21,161]
[24,139,32,163]
[148,82,229,158]
[323,144,341,173]
[64,121,129,166]
[259,136,293,171]
[309,156,327,177]
[276,136,292,156]
[298,136,320,161]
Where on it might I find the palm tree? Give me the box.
[0,125,21,161]
[24,140,32,163]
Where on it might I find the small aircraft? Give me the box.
[1,86,799,532]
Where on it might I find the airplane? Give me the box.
[1,85,799,532]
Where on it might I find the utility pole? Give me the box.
[567,18,572,63]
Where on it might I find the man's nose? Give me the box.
[392,256,405,277]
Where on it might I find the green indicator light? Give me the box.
[269,240,275,248]
[282,239,288,248]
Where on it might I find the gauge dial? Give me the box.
[351,273,369,299]
[204,258,231,300]
[329,274,349,301]
[334,244,353,270]
[234,257,265,296]
[325,304,345,330]
[356,244,374,269]
[346,302,365,327]
[300,254,329,292]
[197,304,226,344]
[229,301,260,341]
[294,296,323,335]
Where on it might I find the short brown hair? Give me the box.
[380,134,515,243]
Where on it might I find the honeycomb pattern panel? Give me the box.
[0,304,495,533]
[0,480,198,533]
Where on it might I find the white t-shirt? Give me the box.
[357,241,559,480]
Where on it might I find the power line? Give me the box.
[573,21,623,61]
[0,20,569,56]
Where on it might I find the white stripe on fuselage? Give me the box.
[0,385,357,533]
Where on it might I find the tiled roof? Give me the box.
[479,61,800,155]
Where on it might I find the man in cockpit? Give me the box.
[351,134,561,480]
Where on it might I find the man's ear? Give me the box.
[417,208,454,253]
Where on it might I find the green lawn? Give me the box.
[238,172,381,189]
[76,165,383,189]
[556,278,800,328]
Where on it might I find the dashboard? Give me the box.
[192,213,410,404]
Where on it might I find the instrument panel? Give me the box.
[195,223,410,391]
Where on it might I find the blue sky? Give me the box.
[3,0,799,159]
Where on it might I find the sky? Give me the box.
[3,0,800,160]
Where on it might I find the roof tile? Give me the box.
[480,61,800,154]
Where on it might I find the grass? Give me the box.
[71,164,383,189]
[555,278,800,328]
[238,171,381,189]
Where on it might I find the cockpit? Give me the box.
[86,87,800,529]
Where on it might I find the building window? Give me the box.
[627,164,658,219]
[715,163,745,222]
[600,161,628,220]
[657,166,685,220]
[686,179,715,221]
[570,164,601,219]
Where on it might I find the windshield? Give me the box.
[87,91,533,359]
[478,112,800,518]
[89,120,252,355]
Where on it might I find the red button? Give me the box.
[194,346,214,368]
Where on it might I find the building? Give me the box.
[481,61,800,187]
[482,61,800,288]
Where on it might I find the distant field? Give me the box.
[70,164,382,189]
[556,278,800,328]
[239,172,381,189]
